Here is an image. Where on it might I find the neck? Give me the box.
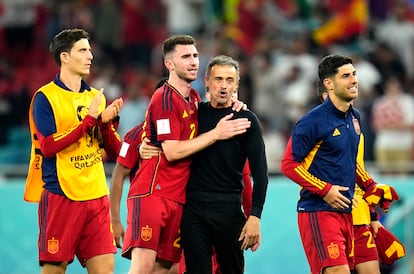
[210,101,232,109]
[329,95,352,112]
[168,76,192,97]
[59,69,83,92]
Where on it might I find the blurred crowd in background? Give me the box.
[2,0,414,175]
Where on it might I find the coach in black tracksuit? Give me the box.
[181,55,269,274]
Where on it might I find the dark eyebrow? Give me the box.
[341,70,356,78]
[181,52,199,58]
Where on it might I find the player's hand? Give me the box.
[370,220,383,237]
[101,96,123,123]
[214,113,251,140]
[352,196,359,209]
[88,88,103,119]
[112,220,125,248]
[323,185,351,210]
[238,215,260,251]
[231,96,248,112]
[363,183,399,212]
[139,137,161,159]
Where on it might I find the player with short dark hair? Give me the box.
[24,28,123,273]
[281,54,398,274]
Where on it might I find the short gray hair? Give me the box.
[205,55,240,80]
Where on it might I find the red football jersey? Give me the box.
[128,83,200,203]
[117,123,144,181]
[372,226,406,265]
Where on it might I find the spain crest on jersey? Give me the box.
[352,117,361,135]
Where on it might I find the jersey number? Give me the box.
[189,123,196,140]
[173,229,181,248]
[363,230,376,248]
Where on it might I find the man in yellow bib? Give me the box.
[24,28,123,274]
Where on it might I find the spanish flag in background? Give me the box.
[313,0,368,46]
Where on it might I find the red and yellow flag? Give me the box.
[313,0,368,46]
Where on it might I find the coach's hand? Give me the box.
[139,137,161,159]
[239,215,261,251]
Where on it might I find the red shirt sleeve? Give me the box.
[280,137,332,197]
[98,118,122,160]
[116,125,143,170]
[241,161,252,217]
[38,115,97,158]
[355,161,375,190]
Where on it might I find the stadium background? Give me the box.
[2,0,414,273]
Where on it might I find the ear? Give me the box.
[164,59,173,71]
[323,78,333,91]
[61,52,69,64]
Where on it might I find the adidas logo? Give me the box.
[333,128,341,136]
[182,110,188,118]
